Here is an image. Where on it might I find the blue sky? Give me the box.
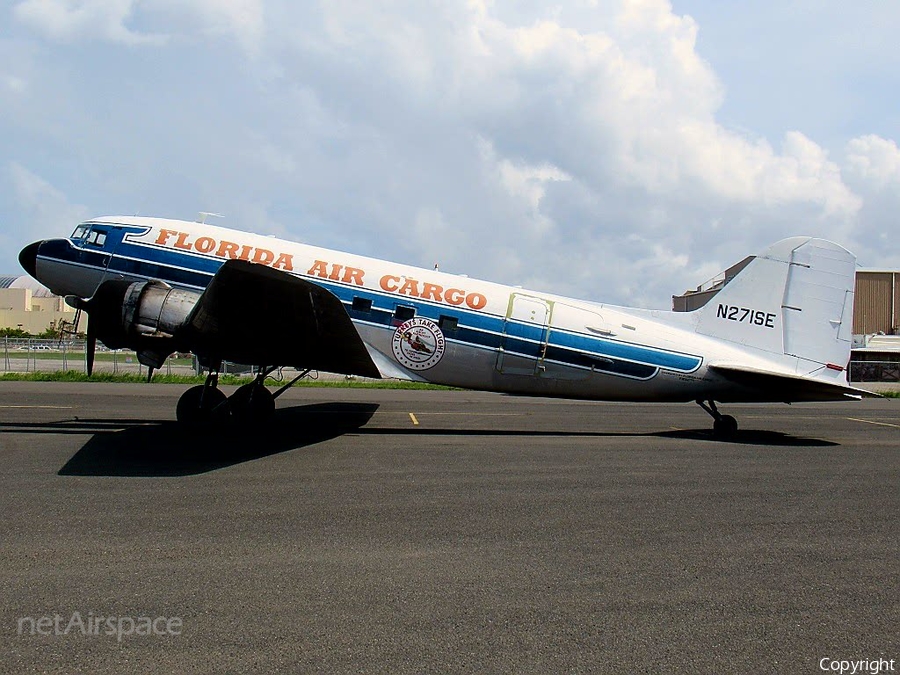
[678,0,900,145]
[2,0,899,307]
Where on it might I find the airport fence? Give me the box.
[0,337,365,382]
[849,361,900,383]
[1,337,198,377]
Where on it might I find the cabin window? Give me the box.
[85,229,108,247]
[439,315,458,332]
[352,297,373,313]
[394,305,416,321]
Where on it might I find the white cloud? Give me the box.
[840,135,900,270]
[13,0,165,45]
[845,135,900,189]
[151,0,265,54]
[478,137,571,237]
[3,76,27,94]
[279,0,868,300]
[3,0,899,304]
[12,0,265,52]
[4,162,90,241]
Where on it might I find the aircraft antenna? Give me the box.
[198,212,225,224]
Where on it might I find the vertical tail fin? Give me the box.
[694,237,856,373]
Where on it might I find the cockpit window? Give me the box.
[85,229,108,247]
[71,225,89,241]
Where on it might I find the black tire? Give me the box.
[176,385,229,425]
[229,383,275,424]
[713,414,738,438]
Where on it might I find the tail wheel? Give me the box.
[713,414,738,438]
[698,400,739,438]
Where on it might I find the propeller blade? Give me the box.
[69,280,132,377]
[86,324,96,377]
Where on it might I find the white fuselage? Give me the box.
[29,216,793,402]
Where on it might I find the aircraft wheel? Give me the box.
[229,383,275,424]
[713,414,738,438]
[176,385,229,425]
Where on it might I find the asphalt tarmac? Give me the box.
[1,382,898,674]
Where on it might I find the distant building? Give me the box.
[0,275,84,335]
[853,271,900,335]
[849,273,900,381]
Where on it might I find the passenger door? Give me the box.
[495,293,552,375]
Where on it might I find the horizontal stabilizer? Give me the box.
[709,363,880,402]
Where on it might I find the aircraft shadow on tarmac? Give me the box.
[654,428,838,447]
[0,402,836,477]
[352,426,838,447]
[54,402,380,477]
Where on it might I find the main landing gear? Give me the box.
[176,370,229,425]
[697,400,738,438]
[175,365,312,425]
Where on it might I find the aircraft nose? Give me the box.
[18,240,42,278]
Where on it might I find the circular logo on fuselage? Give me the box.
[391,318,446,370]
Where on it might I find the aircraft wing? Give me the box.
[183,260,381,377]
[708,363,880,402]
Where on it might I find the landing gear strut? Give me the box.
[229,367,278,423]
[226,366,314,423]
[176,366,229,425]
[175,365,315,425]
[697,400,738,438]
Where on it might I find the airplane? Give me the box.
[18,216,874,436]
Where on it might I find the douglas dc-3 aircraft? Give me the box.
[18,216,872,435]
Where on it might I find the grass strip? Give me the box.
[0,370,456,389]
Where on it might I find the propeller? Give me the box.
[86,322,96,376]
[65,280,133,377]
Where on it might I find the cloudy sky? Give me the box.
[2,0,899,308]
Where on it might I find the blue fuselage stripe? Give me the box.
[50,236,702,376]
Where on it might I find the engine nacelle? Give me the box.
[71,278,204,369]
[122,280,201,338]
